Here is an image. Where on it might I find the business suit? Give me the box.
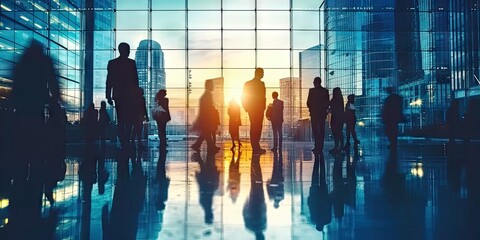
[307,86,329,152]
[242,78,266,152]
[105,56,139,146]
[271,98,284,150]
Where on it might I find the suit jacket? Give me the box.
[271,99,284,125]
[307,86,329,118]
[242,78,266,113]
[105,57,139,101]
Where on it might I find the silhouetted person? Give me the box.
[106,42,139,148]
[307,77,329,154]
[344,94,360,149]
[155,146,170,211]
[331,153,346,219]
[132,87,149,149]
[267,91,283,151]
[194,151,219,225]
[242,68,267,154]
[228,99,242,151]
[381,152,406,206]
[154,89,171,149]
[98,100,111,142]
[192,80,217,152]
[308,153,331,231]
[464,99,480,143]
[211,107,221,151]
[228,149,242,203]
[446,99,461,143]
[97,141,109,195]
[243,153,267,240]
[329,87,344,154]
[9,40,60,231]
[267,151,284,209]
[382,87,403,151]
[82,103,99,143]
[44,100,67,206]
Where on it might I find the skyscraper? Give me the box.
[280,77,300,138]
[299,45,322,119]
[135,39,167,112]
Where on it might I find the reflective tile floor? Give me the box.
[1,138,480,240]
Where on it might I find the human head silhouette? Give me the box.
[101,101,106,109]
[157,89,167,98]
[333,87,342,98]
[314,77,322,87]
[347,94,355,104]
[205,80,214,91]
[386,87,395,95]
[272,91,278,99]
[118,42,130,57]
[255,68,264,79]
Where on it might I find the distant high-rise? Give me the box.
[135,40,166,111]
[280,77,300,137]
[299,45,322,119]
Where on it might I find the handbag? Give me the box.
[152,105,166,121]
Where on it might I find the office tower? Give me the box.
[299,45,322,119]
[280,77,300,138]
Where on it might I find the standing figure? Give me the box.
[154,89,171,148]
[344,94,360,149]
[228,99,242,151]
[82,103,99,144]
[98,101,111,142]
[382,87,403,151]
[132,87,149,149]
[267,92,283,151]
[242,68,267,154]
[106,42,139,148]
[191,80,217,152]
[446,99,460,143]
[329,87,344,154]
[307,77,329,154]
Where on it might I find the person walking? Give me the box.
[98,101,111,142]
[344,94,360,150]
[382,87,403,151]
[242,68,267,154]
[154,89,171,148]
[228,99,242,151]
[267,92,283,151]
[307,77,329,154]
[105,42,139,148]
[191,80,217,152]
[132,87,149,149]
[329,87,344,154]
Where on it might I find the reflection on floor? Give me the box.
[1,139,479,240]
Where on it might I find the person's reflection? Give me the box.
[194,151,219,225]
[108,152,147,240]
[331,152,346,219]
[155,146,170,212]
[243,153,267,240]
[345,149,358,209]
[446,143,463,194]
[465,142,480,238]
[308,153,332,231]
[381,152,405,206]
[97,142,109,195]
[267,151,284,209]
[228,149,241,203]
[79,142,97,240]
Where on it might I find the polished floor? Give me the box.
[1,137,479,240]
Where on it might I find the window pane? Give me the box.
[152,0,186,10]
[223,11,255,29]
[188,11,221,29]
[223,30,255,49]
[258,30,290,49]
[188,50,221,68]
[293,11,320,30]
[223,50,255,68]
[257,11,290,30]
[257,50,291,68]
[116,11,148,30]
[188,0,221,10]
[223,0,255,10]
[163,50,186,68]
[117,0,148,10]
[188,31,221,49]
[152,31,186,50]
[152,11,186,30]
[257,0,290,10]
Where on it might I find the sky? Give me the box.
[115,0,325,107]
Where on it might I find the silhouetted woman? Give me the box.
[155,89,171,148]
[446,99,460,143]
[132,87,149,149]
[329,87,344,153]
[98,101,111,142]
[228,99,242,150]
[344,94,360,149]
[82,103,98,144]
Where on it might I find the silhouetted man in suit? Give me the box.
[242,68,267,154]
[382,87,403,151]
[307,77,329,153]
[268,92,283,151]
[106,42,139,148]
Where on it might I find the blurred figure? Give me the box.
[228,99,242,151]
[243,153,267,240]
[242,68,267,154]
[464,99,480,143]
[154,89,171,149]
[381,87,403,151]
[267,151,284,209]
[192,80,217,152]
[267,91,283,151]
[9,40,60,231]
[194,151,219,225]
[307,77,329,154]
[331,153,346,219]
[446,99,461,143]
[329,87,344,154]
[155,145,170,211]
[132,87,149,149]
[211,108,221,151]
[228,149,241,203]
[81,103,98,144]
[308,153,331,231]
[98,100,111,142]
[344,94,360,150]
[106,42,139,148]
